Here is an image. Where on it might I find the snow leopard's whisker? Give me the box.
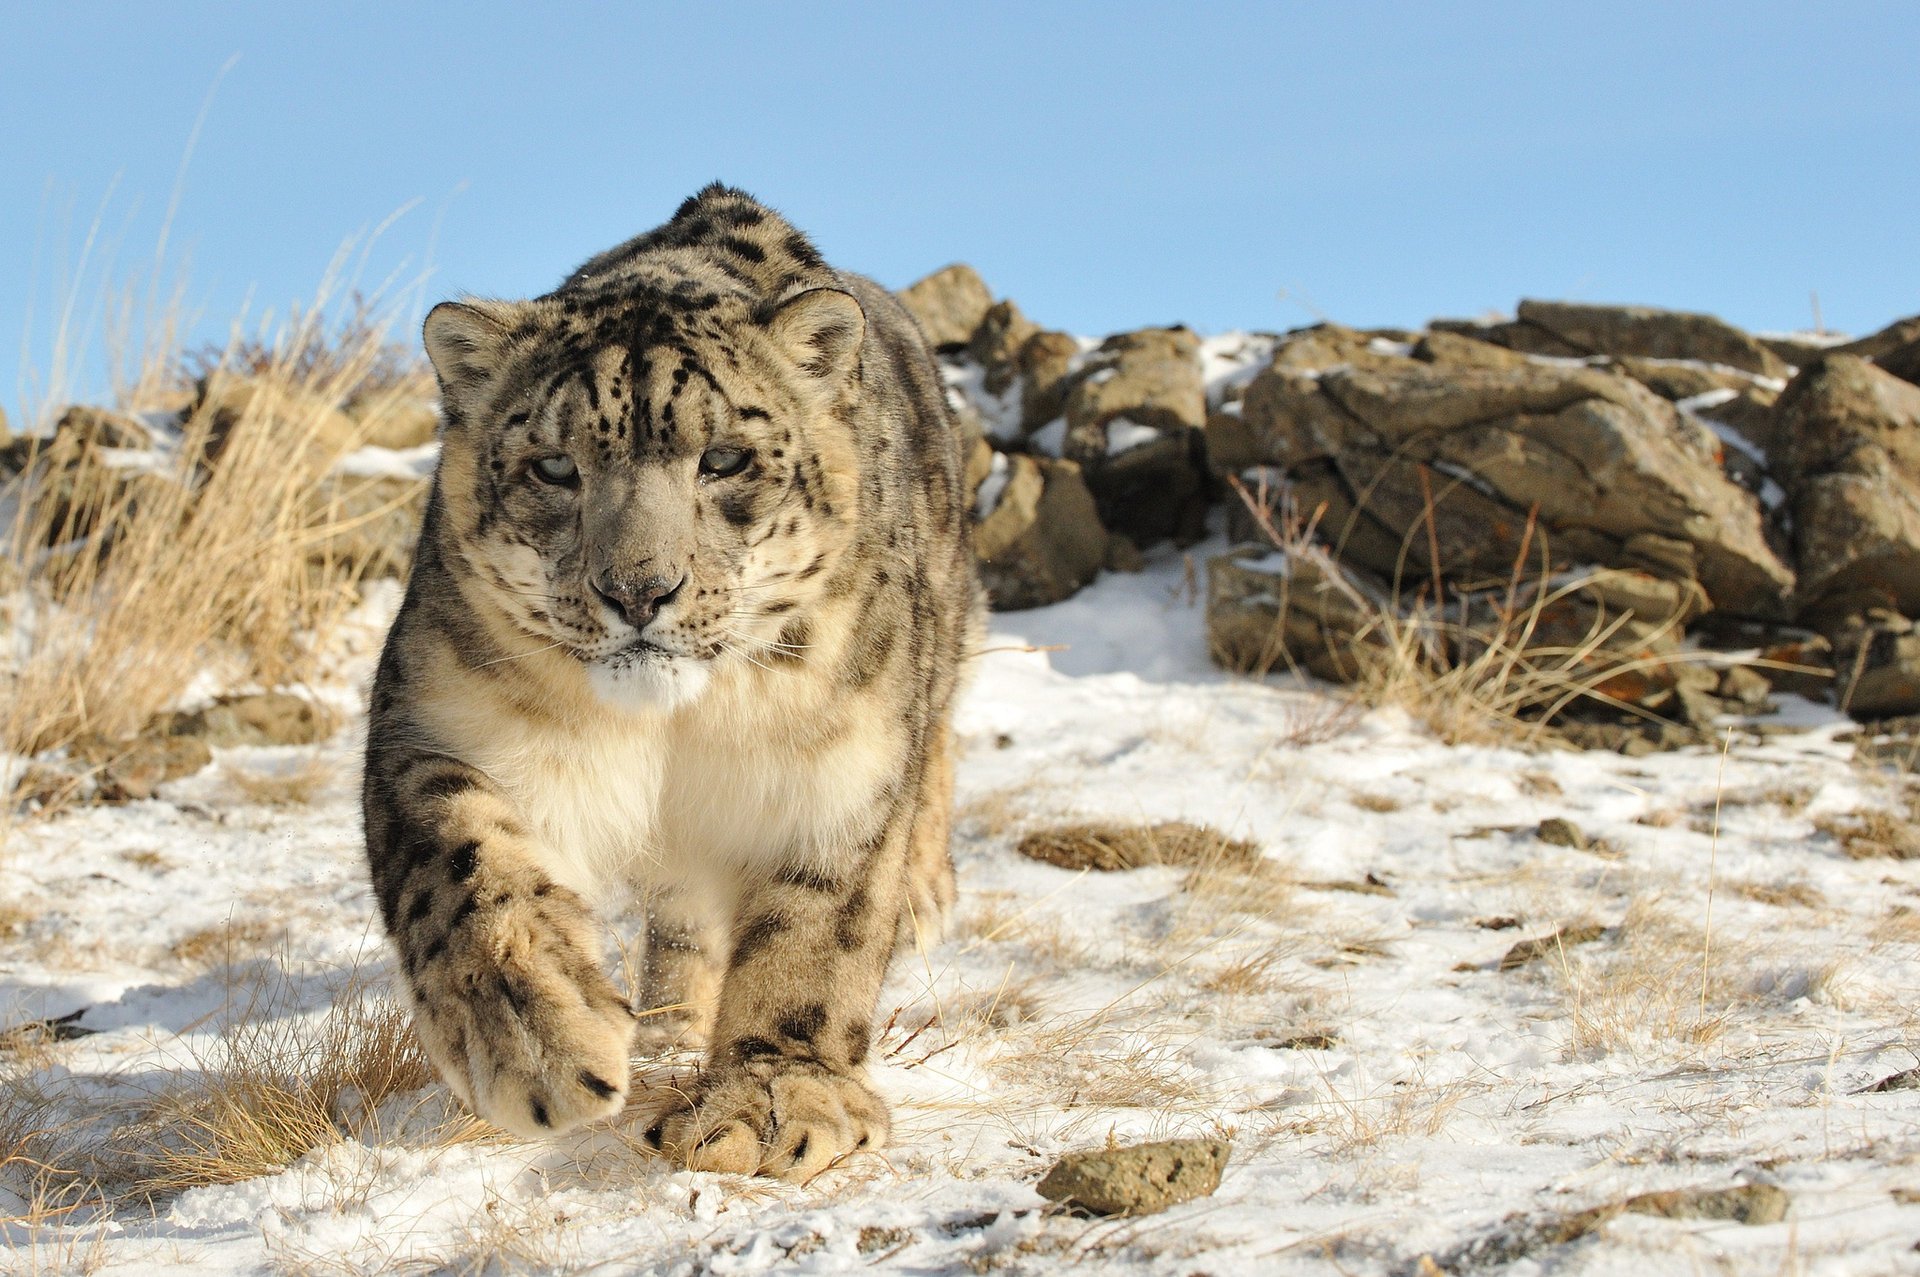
[474,640,568,669]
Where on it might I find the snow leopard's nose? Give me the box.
[593,570,686,631]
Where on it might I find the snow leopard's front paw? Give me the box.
[410,887,636,1138]
[643,1058,889,1180]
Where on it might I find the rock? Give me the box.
[1717,664,1774,713]
[1618,1183,1789,1225]
[1017,330,1082,433]
[73,733,213,802]
[1514,300,1790,380]
[1759,333,1841,369]
[1202,407,1262,479]
[1016,821,1258,872]
[1614,357,1781,460]
[1834,623,1920,719]
[49,404,152,451]
[963,435,994,505]
[1836,313,1920,362]
[155,692,335,747]
[968,301,1039,395]
[973,454,1106,609]
[1499,924,1607,971]
[1240,351,1794,618]
[1772,356,1920,623]
[1757,633,1835,699]
[189,374,362,467]
[1206,544,1393,682]
[1103,533,1146,573]
[1414,329,1534,370]
[1061,328,1211,546]
[1035,1138,1230,1216]
[1535,817,1586,849]
[1877,336,1920,388]
[897,264,994,350]
[3,411,186,548]
[1431,315,1592,359]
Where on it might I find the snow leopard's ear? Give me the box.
[763,288,865,381]
[423,299,526,423]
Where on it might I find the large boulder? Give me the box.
[1837,313,1920,362]
[1058,328,1212,546]
[973,453,1107,609]
[1772,355,1920,623]
[1433,302,1790,380]
[896,264,994,350]
[1877,336,1920,389]
[1514,300,1790,380]
[1238,344,1795,618]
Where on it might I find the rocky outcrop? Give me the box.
[1439,301,1790,380]
[1238,341,1794,617]
[1772,355,1920,623]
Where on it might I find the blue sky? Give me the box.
[5,2,1917,423]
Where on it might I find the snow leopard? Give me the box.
[361,184,982,1179]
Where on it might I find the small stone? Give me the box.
[1536,817,1586,849]
[1499,924,1607,971]
[1035,1138,1230,1216]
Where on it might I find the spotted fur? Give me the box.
[363,185,982,1177]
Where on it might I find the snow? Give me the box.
[334,441,440,479]
[1104,416,1161,456]
[973,450,1010,519]
[4,542,1920,1274]
[1029,416,1068,458]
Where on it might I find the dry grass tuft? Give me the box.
[224,754,336,808]
[1730,879,1826,909]
[1017,820,1259,873]
[1548,900,1745,1056]
[0,970,454,1211]
[167,918,279,967]
[2,285,427,831]
[1225,474,1706,748]
[127,980,444,1197]
[1814,806,1920,860]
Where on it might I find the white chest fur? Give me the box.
[433,661,901,901]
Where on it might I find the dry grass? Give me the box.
[1225,475,1706,748]
[2,278,427,833]
[167,917,279,967]
[0,968,460,1212]
[1814,806,1920,860]
[224,754,336,807]
[1730,879,1826,909]
[1015,820,1259,873]
[1546,899,1766,1057]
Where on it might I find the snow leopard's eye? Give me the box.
[698,445,752,479]
[530,455,578,486]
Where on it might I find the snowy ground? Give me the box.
[4,542,1920,1274]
